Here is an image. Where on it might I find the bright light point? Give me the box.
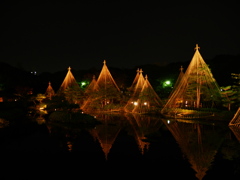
[134,102,138,106]
[80,81,89,88]
[167,120,171,124]
[163,80,172,87]
[165,81,171,85]
[144,102,147,105]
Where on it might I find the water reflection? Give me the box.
[162,119,227,180]
[0,118,9,128]
[88,113,164,160]
[44,113,240,178]
[229,125,240,142]
[125,113,163,155]
[2,113,240,179]
[88,113,124,160]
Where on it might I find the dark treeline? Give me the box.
[0,54,239,97]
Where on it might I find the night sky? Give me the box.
[1,1,239,74]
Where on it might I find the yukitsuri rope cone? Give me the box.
[161,44,228,119]
[81,60,121,112]
[229,107,240,126]
[56,66,83,104]
[45,81,55,100]
[124,68,163,114]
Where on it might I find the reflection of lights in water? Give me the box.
[0,118,9,128]
[39,105,47,110]
[67,141,72,152]
[36,117,46,125]
[39,109,48,114]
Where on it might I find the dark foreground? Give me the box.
[1,113,240,180]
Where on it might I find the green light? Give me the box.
[80,80,89,88]
[163,80,172,87]
[165,80,171,85]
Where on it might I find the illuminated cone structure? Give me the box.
[124,68,163,114]
[124,68,145,113]
[229,107,240,126]
[161,44,227,118]
[81,75,98,110]
[81,60,121,112]
[229,126,240,143]
[168,66,185,99]
[56,67,83,104]
[45,81,55,100]
[129,68,141,92]
[229,109,240,141]
[84,75,98,94]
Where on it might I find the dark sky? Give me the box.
[0,1,239,73]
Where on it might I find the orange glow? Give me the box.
[161,44,228,118]
[124,68,163,113]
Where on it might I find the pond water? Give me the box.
[1,113,240,179]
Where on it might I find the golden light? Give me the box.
[39,104,47,110]
[36,117,46,125]
[143,102,147,105]
[67,141,72,152]
[134,102,138,106]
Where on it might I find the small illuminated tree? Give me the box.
[221,86,239,111]
[35,93,46,103]
[64,85,84,105]
[30,93,47,110]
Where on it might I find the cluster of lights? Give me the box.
[131,101,148,106]
[31,71,37,75]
